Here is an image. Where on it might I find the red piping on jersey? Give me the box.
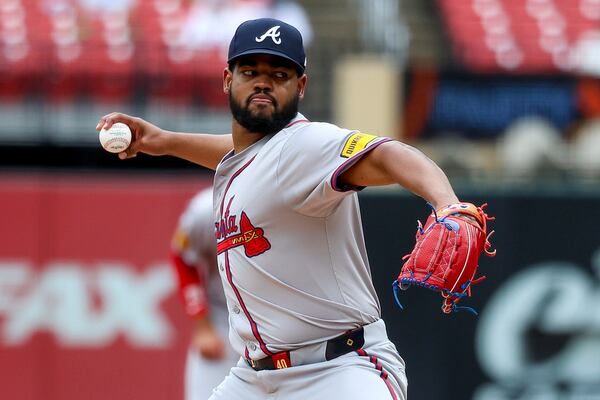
[224,252,274,356]
[330,138,393,192]
[219,155,256,215]
[217,154,274,357]
[285,118,309,128]
[356,348,399,400]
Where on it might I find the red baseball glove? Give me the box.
[393,203,496,314]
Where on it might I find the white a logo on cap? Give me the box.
[255,26,282,44]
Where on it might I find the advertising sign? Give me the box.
[0,174,208,400]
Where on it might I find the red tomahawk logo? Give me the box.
[216,212,271,257]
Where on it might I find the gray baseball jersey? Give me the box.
[213,113,392,359]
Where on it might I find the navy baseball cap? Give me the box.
[228,18,307,74]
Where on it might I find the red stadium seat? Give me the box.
[0,0,48,99]
[437,0,600,73]
[0,0,258,106]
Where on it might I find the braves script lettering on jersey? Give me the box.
[211,114,407,399]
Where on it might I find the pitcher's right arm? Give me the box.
[96,112,233,171]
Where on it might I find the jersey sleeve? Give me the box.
[169,251,209,318]
[276,123,392,217]
[170,188,216,318]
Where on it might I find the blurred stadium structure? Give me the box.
[0,0,598,183]
[1,3,600,400]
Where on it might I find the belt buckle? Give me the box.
[325,326,365,361]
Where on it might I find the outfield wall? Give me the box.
[1,174,598,400]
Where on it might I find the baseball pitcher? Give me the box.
[97,18,494,400]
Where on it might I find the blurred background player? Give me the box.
[170,187,239,400]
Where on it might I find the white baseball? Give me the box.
[99,122,132,153]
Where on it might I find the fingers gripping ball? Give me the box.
[99,122,132,153]
[393,203,496,314]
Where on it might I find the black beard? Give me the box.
[229,90,299,135]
